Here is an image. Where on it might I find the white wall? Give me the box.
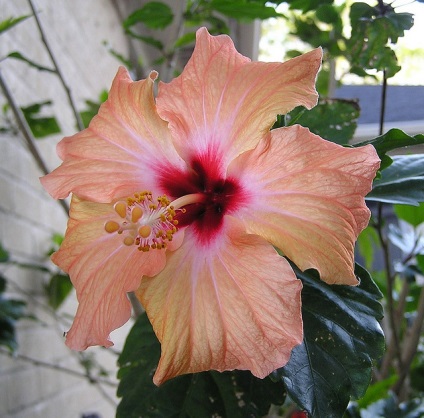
[0,1,131,417]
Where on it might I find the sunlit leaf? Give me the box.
[276,264,385,418]
[394,203,424,227]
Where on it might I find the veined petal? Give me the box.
[41,67,185,202]
[229,125,380,285]
[157,27,322,169]
[137,217,303,385]
[54,196,168,350]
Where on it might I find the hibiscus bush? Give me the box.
[2,1,424,418]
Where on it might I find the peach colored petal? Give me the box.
[137,217,303,385]
[54,196,168,350]
[41,67,185,202]
[156,27,322,169]
[228,125,380,285]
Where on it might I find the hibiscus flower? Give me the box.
[41,27,380,385]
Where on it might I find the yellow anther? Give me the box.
[131,206,143,223]
[114,201,127,218]
[104,220,120,233]
[138,225,152,238]
[123,236,135,246]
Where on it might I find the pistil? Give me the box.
[104,192,204,251]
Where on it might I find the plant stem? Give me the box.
[28,0,85,131]
[393,286,424,395]
[376,203,403,373]
[0,70,69,215]
[0,347,118,388]
[379,69,388,136]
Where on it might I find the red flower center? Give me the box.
[160,155,247,244]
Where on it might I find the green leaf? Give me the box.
[7,51,55,73]
[123,2,173,30]
[174,32,196,48]
[316,4,340,25]
[0,242,10,263]
[0,15,31,34]
[354,129,424,158]
[357,226,381,271]
[356,374,398,408]
[21,101,61,138]
[276,264,385,418]
[393,203,424,227]
[288,99,360,145]
[79,92,108,128]
[45,274,73,310]
[361,393,424,418]
[367,155,424,205]
[0,288,27,352]
[210,0,281,20]
[117,313,286,417]
[124,29,164,50]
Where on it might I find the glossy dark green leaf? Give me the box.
[123,2,174,30]
[288,99,360,144]
[354,129,424,158]
[0,14,31,34]
[117,313,286,418]
[276,264,385,418]
[210,0,281,20]
[45,273,73,310]
[7,51,55,73]
[367,155,424,205]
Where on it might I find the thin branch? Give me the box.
[376,203,404,373]
[379,70,388,136]
[393,286,424,394]
[0,70,69,215]
[0,347,118,388]
[27,0,85,131]
[161,0,188,82]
